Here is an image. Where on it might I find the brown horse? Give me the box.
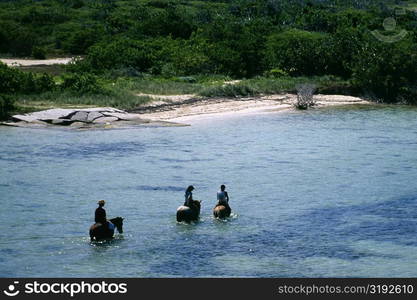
[176,200,201,223]
[89,217,124,241]
[213,205,231,219]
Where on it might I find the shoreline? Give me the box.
[1,93,373,128]
[134,94,372,123]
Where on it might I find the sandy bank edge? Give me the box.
[134,94,372,123]
[0,58,75,66]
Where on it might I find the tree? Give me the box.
[264,29,330,76]
[351,34,417,103]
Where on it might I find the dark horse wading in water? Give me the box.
[89,217,124,241]
[176,200,201,223]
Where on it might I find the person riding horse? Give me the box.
[90,200,123,241]
[177,185,201,222]
[95,200,114,232]
[184,185,195,208]
[215,185,231,214]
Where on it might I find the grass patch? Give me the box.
[113,75,231,95]
[18,65,66,76]
[198,76,354,98]
[121,79,204,95]
[199,83,256,97]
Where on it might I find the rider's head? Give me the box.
[186,185,194,193]
[220,185,226,191]
[97,200,105,207]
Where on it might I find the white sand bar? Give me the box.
[137,94,371,122]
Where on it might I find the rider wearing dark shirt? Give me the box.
[184,185,195,207]
[95,200,107,228]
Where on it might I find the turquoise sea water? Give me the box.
[1,105,417,277]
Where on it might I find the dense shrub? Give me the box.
[33,73,56,93]
[61,73,108,95]
[0,0,416,104]
[200,83,256,98]
[62,28,104,54]
[72,36,213,76]
[264,29,330,76]
[0,62,55,94]
[351,35,417,103]
[0,21,36,56]
[0,94,15,120]
[75,38,158,72]
[264,69,289,78]
[32,46,46,59]
[0,63,24,94]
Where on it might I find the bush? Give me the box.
[32,46,46,59]
[2,26,36,56]
[0,94,15,120]
[200,83,256,98]
[0,62,55,94]
[74,38,159,73]
[0,62,24,94]
[61,73,109,95]
[264,29,330,76]
[107,67,144,78]
[176,76,197,83]
[62,28,104,54]
[264,68,289,78]
[351,35,417,103]
[34,73,56,93]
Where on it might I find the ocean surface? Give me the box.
[1,104,417,277]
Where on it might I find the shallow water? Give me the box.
[1,105,417,277]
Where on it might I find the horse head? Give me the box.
[110,217,124,234]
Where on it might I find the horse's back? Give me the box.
[90,222,102,231]
[177,205,199,222]
[213,205,231,218]
[177,205,190,212]
[89,222,114,241]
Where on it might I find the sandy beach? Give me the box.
[0,57,74,66]
[135,94,372,123]
[0,56,372,125]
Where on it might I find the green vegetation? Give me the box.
[0,94,15,120]
[1,0,416,119]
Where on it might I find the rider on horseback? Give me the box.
[95,200,112,231]
[184,185,195,207]
[216,185,231,214]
